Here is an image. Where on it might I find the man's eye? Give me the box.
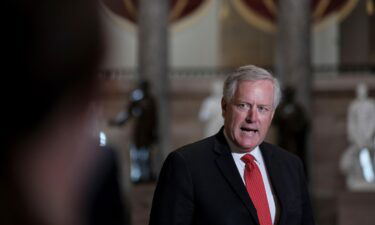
[237,103,248,109]
[258,106,270,113]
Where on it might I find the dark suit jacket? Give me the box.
[149,130,315,225]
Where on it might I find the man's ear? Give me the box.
[221,97,226,117]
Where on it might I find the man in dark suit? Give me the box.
[149,65,315,225]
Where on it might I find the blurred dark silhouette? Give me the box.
[274,86,310,177]
[1,1,127,225]
[85,145,129,225]
[110,80,158,183]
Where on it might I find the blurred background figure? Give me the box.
[198,79,224,138]
[273,86,310,177]
[110,80,158,183]
[340,83,375,191]
[86,143,129,225]
[1,0,127,225]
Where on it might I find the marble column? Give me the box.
[275,0,312,110]
[138,0,170,174]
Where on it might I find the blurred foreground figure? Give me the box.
[1,1,126,225]
[110,80,158,183]
[340,83,375,191]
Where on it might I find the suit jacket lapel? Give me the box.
[213,131,260,225]
[260,143,288,225]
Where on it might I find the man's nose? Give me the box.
[245,107,258,122]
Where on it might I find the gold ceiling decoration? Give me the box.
[100,0,212,31]
[231,0,359,33]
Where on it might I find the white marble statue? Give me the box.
[199,80,224,138]
[340,83,375,191]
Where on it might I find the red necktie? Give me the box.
[241,154,272,225]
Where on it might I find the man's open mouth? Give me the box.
[241,127,258,133]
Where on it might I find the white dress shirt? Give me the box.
[224,132,277,224]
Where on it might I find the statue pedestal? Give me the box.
[337,191,375,225]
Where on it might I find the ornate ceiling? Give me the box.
[101,0,358,32]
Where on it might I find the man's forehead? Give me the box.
[237,79,273,86]
[235,80,274,92]
[234,81,274,101]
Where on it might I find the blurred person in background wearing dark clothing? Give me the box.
[1,1,126,225]
[110,80,158,183]
[85,144,130,225]
[273,86,310,178]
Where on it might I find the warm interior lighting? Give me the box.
[367,0,374,15]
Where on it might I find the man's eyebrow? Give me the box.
[258,104,272,107]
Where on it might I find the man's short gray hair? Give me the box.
[223,65,282,108]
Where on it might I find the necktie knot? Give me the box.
[241,154,256,166]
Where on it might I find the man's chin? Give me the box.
[237,143,257,152]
